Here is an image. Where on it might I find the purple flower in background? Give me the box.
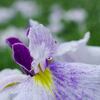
[0,20,100,100]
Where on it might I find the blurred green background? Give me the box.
[0,0,100,70]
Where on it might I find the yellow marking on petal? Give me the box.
[4,82,18,89]
[0,82,19,92]
[33,68,54,93]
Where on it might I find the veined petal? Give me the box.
[0,70,55,100]
[0,72,28,100]
[1,62,100,100]
[12,43,33,71]
[55,32,90,56]
[0,74,28,92]
[49,61,100,100]
[28,20,57,72]
[6,37,22,48]
[12,77,55,100]
[28,20,57,56]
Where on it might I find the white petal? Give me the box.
[0,74,27,92]
[0,73,55,100]
[0,69,54,100]
[56,32,90,56]
[86,46,100,64]
[0,69,22,78]
[13,77,55,100]
[56,31,100,65]
[0,92,10,100]
[0,71,28,100]
[28,20,57,72]
[0,86,18,100]
[63,46,100,65]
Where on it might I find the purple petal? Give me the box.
[50,62,100,99]
[12,43,33,71]
[6,37,22,48]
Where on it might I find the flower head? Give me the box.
[64,8,87,23]
[0,20,100,100]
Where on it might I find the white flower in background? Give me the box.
[12,0,40,18]
[48,4,64,33]
[0,7,15,23]
[0,26,27,47]
[63,8,87,24]
[57,32,100,65]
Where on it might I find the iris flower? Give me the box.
[0,20,100,100]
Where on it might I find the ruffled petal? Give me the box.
[12,43,33,72]
[6,37,22,48]
[56,32,90,56]
[27,20,57,72]
[56,32,100,65]
[50,61,100,100]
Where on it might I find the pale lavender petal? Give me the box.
[55,32,90,56]
[0,69,22,80]
[12,78,55,100]
[12,43,33,72]
[27,20,58,72]
[6,37,22,48]
[28,20,57,57]
[87,46,100,64]
[0,74,27,92]
[50,62,100,100]
[60,32,100,65]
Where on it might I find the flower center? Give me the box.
[33,68,54,92]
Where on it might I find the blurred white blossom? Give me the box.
[0,26,27,47]
[48,5,64,33]
[12,0,40,18]
[63,8,87,23]
[0,7,15,23]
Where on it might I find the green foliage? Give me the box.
[0,48,19,70]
